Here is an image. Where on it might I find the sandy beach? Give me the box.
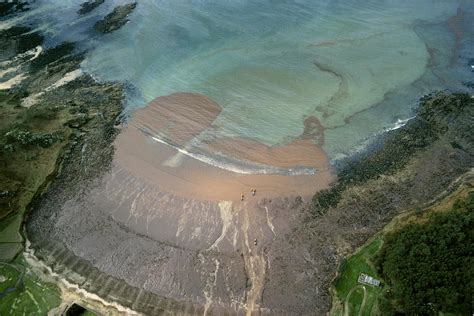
[115,92,334,202]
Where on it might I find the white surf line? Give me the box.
[0,65,20,78]
[23,239,141,315]
[0,46,42,68]
[384,116,415,132]
[163,134,206,167]
[332,116,416,164]
[147,132,316,176]
[0,73,26,90]
[22,69,83,107]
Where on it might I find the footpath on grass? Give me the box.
[329,179,473,316]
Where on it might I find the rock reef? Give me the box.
[77,0,105,15]
[94,3,137,34]
[0,25,123,261]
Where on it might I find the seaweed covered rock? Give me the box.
[77,0,105,15]
[0,1,30,17]
[0,27,43,59]
[94,2,137,33]
[310,92,474,216]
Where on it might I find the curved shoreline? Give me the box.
[144,131,318,176]
[1,2,472,315]
[25,91,473,315]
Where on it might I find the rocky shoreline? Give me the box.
[23,91,473,314]
[0,2,472,314]
[94,2,137,34]
[0,0,144,262]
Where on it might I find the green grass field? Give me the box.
[331,236,384,316]
[0,256,61,315]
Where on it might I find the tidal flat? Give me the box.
[0,0,473,315]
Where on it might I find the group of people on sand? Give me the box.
[241,188,256,201]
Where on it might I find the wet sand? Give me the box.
[25,92,335,314]
[132,92,222,146]
[116,92,334,202]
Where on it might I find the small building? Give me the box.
[357,273,381,286]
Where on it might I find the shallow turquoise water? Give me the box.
[7,0,473,162]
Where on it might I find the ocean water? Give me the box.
[6,0,473,163]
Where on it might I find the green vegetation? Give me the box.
[331,191,474,316]
[30,42,77,73]
[0,257,61,315]
[347,287,365,315]
[376,192,474,315]
[332,237,384,316]
[0,2,29,18]
[0,34,84,261]
[0,18,122,315]
[0,88,73,222]
[0,26,43,55]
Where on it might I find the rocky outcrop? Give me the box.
[0,1,30,17]
[310,92,474,217]
[0,24,123,263]
[94,3,137,34]
[77,0,105,15]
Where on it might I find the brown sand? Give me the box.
[115,92,334,202]
[201,137,326,169]
[132,92,222,146]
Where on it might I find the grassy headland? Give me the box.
[330,183,473,316]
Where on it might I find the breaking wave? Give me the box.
[141,129,317,176]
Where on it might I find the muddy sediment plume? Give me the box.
[132,93,222,146]
[118,92,333,200]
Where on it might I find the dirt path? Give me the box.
[344,285,367,316]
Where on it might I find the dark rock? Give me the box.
[30,42,76,73]
[310,92,474,216]
[0,1,29,17]
[0,26,43,58]
[78,0,105,15]
[94,3,137,34]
